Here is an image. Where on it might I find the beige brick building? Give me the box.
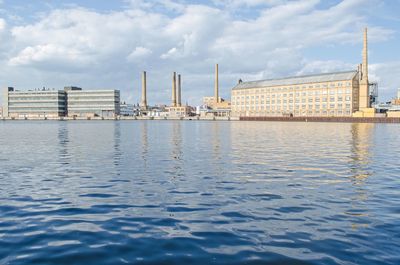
[231,28,372,118]
[231,71,359,117]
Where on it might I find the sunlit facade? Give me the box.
[231,28,373,118]
[231,71,360,117]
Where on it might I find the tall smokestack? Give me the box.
[140,71,147,110]
[362,27,368,82]
[359,27,370,109]
[215,64,219,104]
[177,74,182,107]
[172,72,177,107]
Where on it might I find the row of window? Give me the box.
[233,82,352,95]
[9,97,65,101]
[238,110,353,116]
[233,89,352,100]
[233,103,352,111]
[8,108,66,112]
[233,96,352,105]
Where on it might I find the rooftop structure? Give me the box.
[232,71,358,90]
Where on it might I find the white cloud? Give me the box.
[0,18,5,30]
[127,46,152,61]
[0,0,398,105]
[9,44,89,66]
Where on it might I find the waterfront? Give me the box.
[0,121,399,264]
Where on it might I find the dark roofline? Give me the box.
[238,70,356,86]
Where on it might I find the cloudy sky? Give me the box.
[0,0,399,105]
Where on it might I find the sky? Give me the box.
[0,0,399,105]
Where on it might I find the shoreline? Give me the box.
[1,116,400,123]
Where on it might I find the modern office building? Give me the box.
[231,28,374,118]
[3,87,66,118]
[2,86,120,119]
[66,88,120,118]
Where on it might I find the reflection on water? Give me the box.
[0,121,399,265]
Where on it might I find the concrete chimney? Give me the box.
[362,27,368,83]
[359,27,370,109]
[172,72,177,107]
[215,64,219,104]
[140,71,147,110]
[177,74,182,107]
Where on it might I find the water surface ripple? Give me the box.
[0,121,399,264]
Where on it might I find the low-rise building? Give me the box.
[120,102,138,116]
[167,106,193,117]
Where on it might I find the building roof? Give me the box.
[232,70,357,90]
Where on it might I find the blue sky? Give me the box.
[0,0,399,104]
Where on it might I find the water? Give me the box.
[0,121,399,265]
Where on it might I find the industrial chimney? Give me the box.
[172,72,177,107]
[359,27,370,109]
[215,64,219,104]
[177,74,182,107]
[140,71,147,110]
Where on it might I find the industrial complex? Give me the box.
[231,28,379,118]
[1,28,399,121]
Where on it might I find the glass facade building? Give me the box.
[2,87,120,119]
[3,87,66,118]
[66,90,120,118]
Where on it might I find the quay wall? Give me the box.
[2,116,400,123]
[240,116,400,123]
[1,116,238,121]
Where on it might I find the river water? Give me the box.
[0,121,399,265]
